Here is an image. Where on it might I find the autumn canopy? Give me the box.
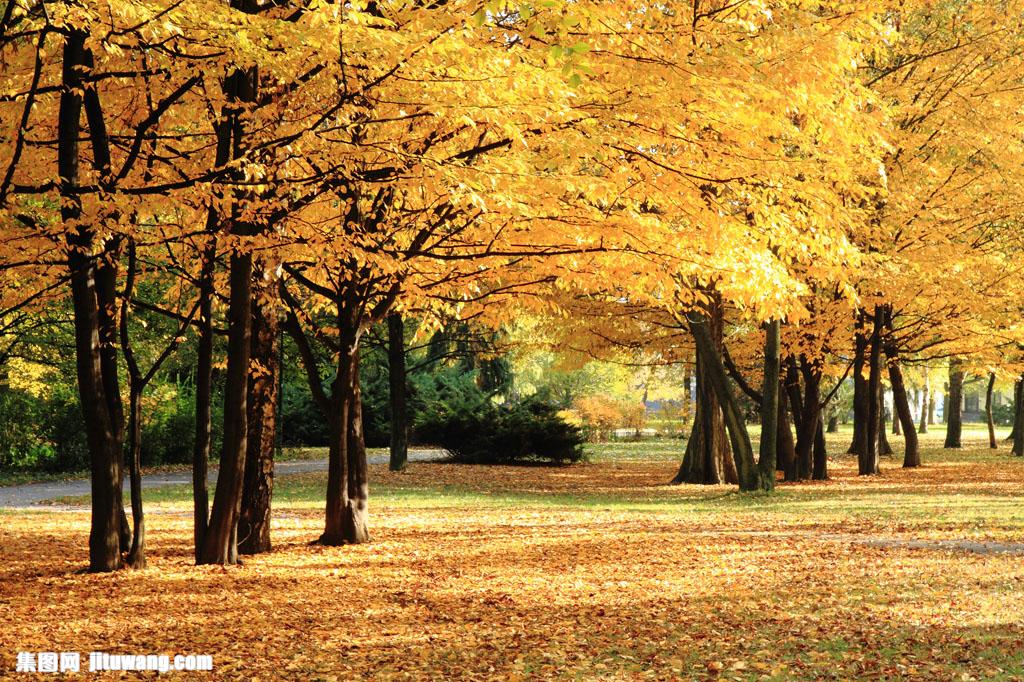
[1,0,1024,676]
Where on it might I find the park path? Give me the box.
[0,449,446,508]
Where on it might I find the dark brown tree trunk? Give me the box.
[320,340,371,545]
[387,313,409,472]
[282,289,370,546]
[673,300,736,485]
[878,390,893,457]
[686,312,758,491]
[82,62,130,557]
[928,390,936,425]
[893,410,901,435]
[796,359,821,481]
[238,284,279,555]
[827,414,839,433]
[192,111,231,562]
[321,392,350,544]
[890,366,919,467]
[119,243,145,569]
[192,238,215,562]
[883,313,919,468]
[1011,374,1019,454]
[783,356,817,481]
[813,417,828,481]
[199,13,259,563]
[1007,379,1022,444]
[756,320,781,490]
[345,352,370,541]
[777,387,797,482]
[849,313,869,457]
[682,361,693,426]
[60,30,124,573]
[200,251,253,565]
[674,361,729,484]
[985,372,997,450]
[944,362,964,449]
[125,387,146,569]
[918,374,929,434]
[860,307,882,475]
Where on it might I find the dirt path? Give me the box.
[828,534,1024,556]
[0,449,447,507]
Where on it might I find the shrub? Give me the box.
[0,388,56,469]
[567,394,646,442]
[280,380,329,447]
[992,401,1015,426]
[39,387,91,472]
[417,395,585,466]
[140,385,223,466]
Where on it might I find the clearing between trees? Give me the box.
[2,430,1022,680]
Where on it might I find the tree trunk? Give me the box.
[777,387,797,482]
[756,320,780,491]
[320,342,370,545]
[673,362,730,484]
[673,302,735,486]
[892,408,901,435]
[321,391,350,544]
[878,390,893,457]
[345,352,370,542]
[813,417,828,481]
[199,24,259,563]
[944,361,964,449]
[60,30,125,573]
[918,374,929,434]
[125,387,146,568]
[860,307,882,475]
[782,359,804,480]
[927,390,936,425]
[687,313,758,490]
[826,414,839,433]
[849,313,869,457]
[984,372,997,450]
[796,358,821,481]
[192,238,215,562]
[119,243,147,570]
[200,252,253,564]
[884,331,919,468]
[1007,379,1022,443]
[238,287,278,555]
[387,313,409,472]
[192,109,231,561]
[682,361,693,427]
[1014,378,1024,456]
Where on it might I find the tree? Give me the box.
[387,313,409,472]
[944,361,964,449]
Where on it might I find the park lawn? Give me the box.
[2,428,1024,680]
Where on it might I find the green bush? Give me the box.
[41,387,91,472]
[0,388,56,469]
[0,386,92,472]
[140,386,223,466]
[993,401,1015,426]
[280,380,329,447]
[0,381,227,473]
[417,395,585,466]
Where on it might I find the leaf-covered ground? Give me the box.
[3,430,1024,680]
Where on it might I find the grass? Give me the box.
[0,444,386,488]
[2,425,1024,679]
[0,468,91,488]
